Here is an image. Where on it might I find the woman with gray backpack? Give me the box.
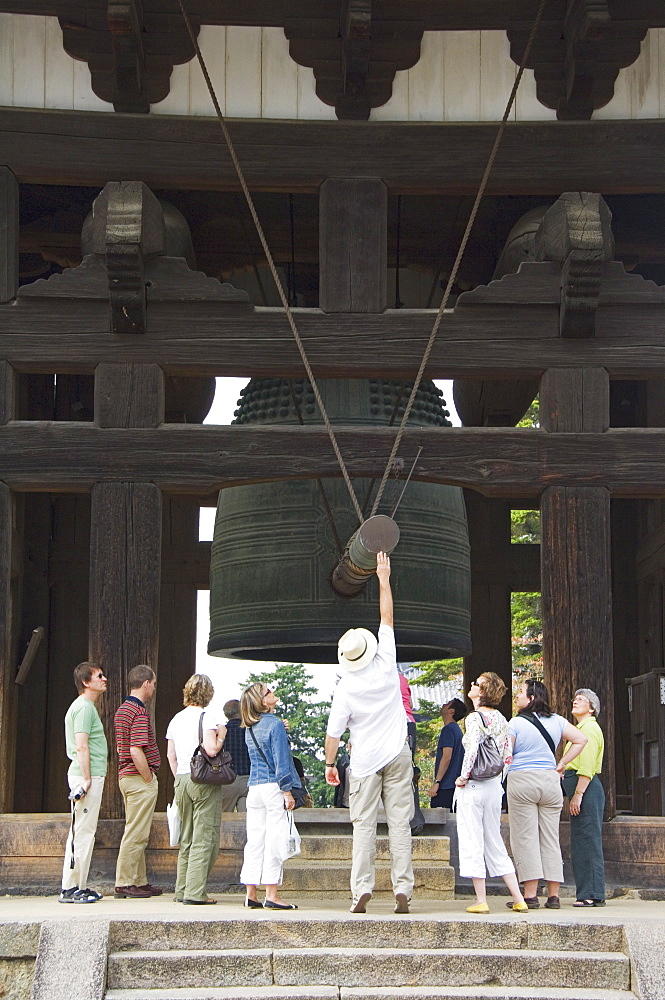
[454,672,529,914]
[507,679,587,909]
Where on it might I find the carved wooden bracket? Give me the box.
[59,2,199,112]
[88,181,164,334]
[284,1,424,120]
[21,182,251,338]
[508,1,648,120]
[535,192,615,338]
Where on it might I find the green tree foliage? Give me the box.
[408,658,463,687]
[245,662,334,806]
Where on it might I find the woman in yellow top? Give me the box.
[560,688,606,907]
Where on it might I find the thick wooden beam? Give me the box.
[3,423,665,497]
[2,2,664,32]
[2,109,665,195]
[540,367,614,817]
[0,167,18,304]
[4,258,664,377]
[319,177,387,312]
[90,481,162,819]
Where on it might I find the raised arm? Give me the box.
[376,551,393,627]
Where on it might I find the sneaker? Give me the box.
[72,888,101,903]
[58,886,79,903]
[115,884,152,898]
[350,892,372,913]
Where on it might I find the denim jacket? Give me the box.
[245,712,302,792]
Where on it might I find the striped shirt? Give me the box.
[114,696,161,777]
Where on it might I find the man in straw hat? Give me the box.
[324,552,414,914]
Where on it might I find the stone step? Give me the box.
[108,918,626,955]
[106,988,637,1000]
[106,947,630,992]
[280,860,454,897]
[295,835,450,862]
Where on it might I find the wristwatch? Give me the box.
[325,763,336,768]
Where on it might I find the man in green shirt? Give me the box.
[60,661,108,903]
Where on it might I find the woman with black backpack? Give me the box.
[507,679,587,909]
[454,672,529,914]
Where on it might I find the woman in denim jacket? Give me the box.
[239,682,302,909]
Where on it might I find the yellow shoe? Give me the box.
[512,901,529,913]
[466,902,490,914]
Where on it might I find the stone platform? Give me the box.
[2,896,665,1000]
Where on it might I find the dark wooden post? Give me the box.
[540,367,615,817]
[90,362,164,818]
[0,348,18,812]
[319,177,387,312]
[463,495,514,718]
[0,167,18,303]
[0,483,20,811]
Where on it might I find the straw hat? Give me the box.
[337,628,378,672]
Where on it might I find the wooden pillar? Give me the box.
[540,367,615,817]
[319,177,387,312]
[0,355,18,808]
[0,483,20,811]
[0,167,18,303]
[463,494,513,718]
[91,362,164,817]
[157,496,203,812]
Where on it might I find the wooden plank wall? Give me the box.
[1,17,664,121]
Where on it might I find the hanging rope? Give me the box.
[177,0,547,527]
[176,0,364,524]
[368,0,549,517]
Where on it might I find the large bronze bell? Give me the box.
[208,378,471,663]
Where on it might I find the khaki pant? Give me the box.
[349,742,414,900]
[115,773,159,887]
[222,773,249,813]
[174,774,223,902]
[507,768,564,883]
[62,774,105,890]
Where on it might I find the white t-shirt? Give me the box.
[166,705,218,775]
[326,624,407,779]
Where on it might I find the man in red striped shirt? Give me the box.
[114,664,161,898]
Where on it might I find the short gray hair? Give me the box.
[575,688,600,716]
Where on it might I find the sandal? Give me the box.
[544,896,560,909]
[573,899,594,907]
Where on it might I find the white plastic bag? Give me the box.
[167,799,180,847]
[277,811,301,862]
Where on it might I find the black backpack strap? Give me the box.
[518,712,557,758]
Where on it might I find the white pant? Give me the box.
[62,774,105,890]
[239,783,289,887]
[456,775,515,880]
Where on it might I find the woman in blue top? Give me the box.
[508,679,587,909]
[239,681,302,910]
